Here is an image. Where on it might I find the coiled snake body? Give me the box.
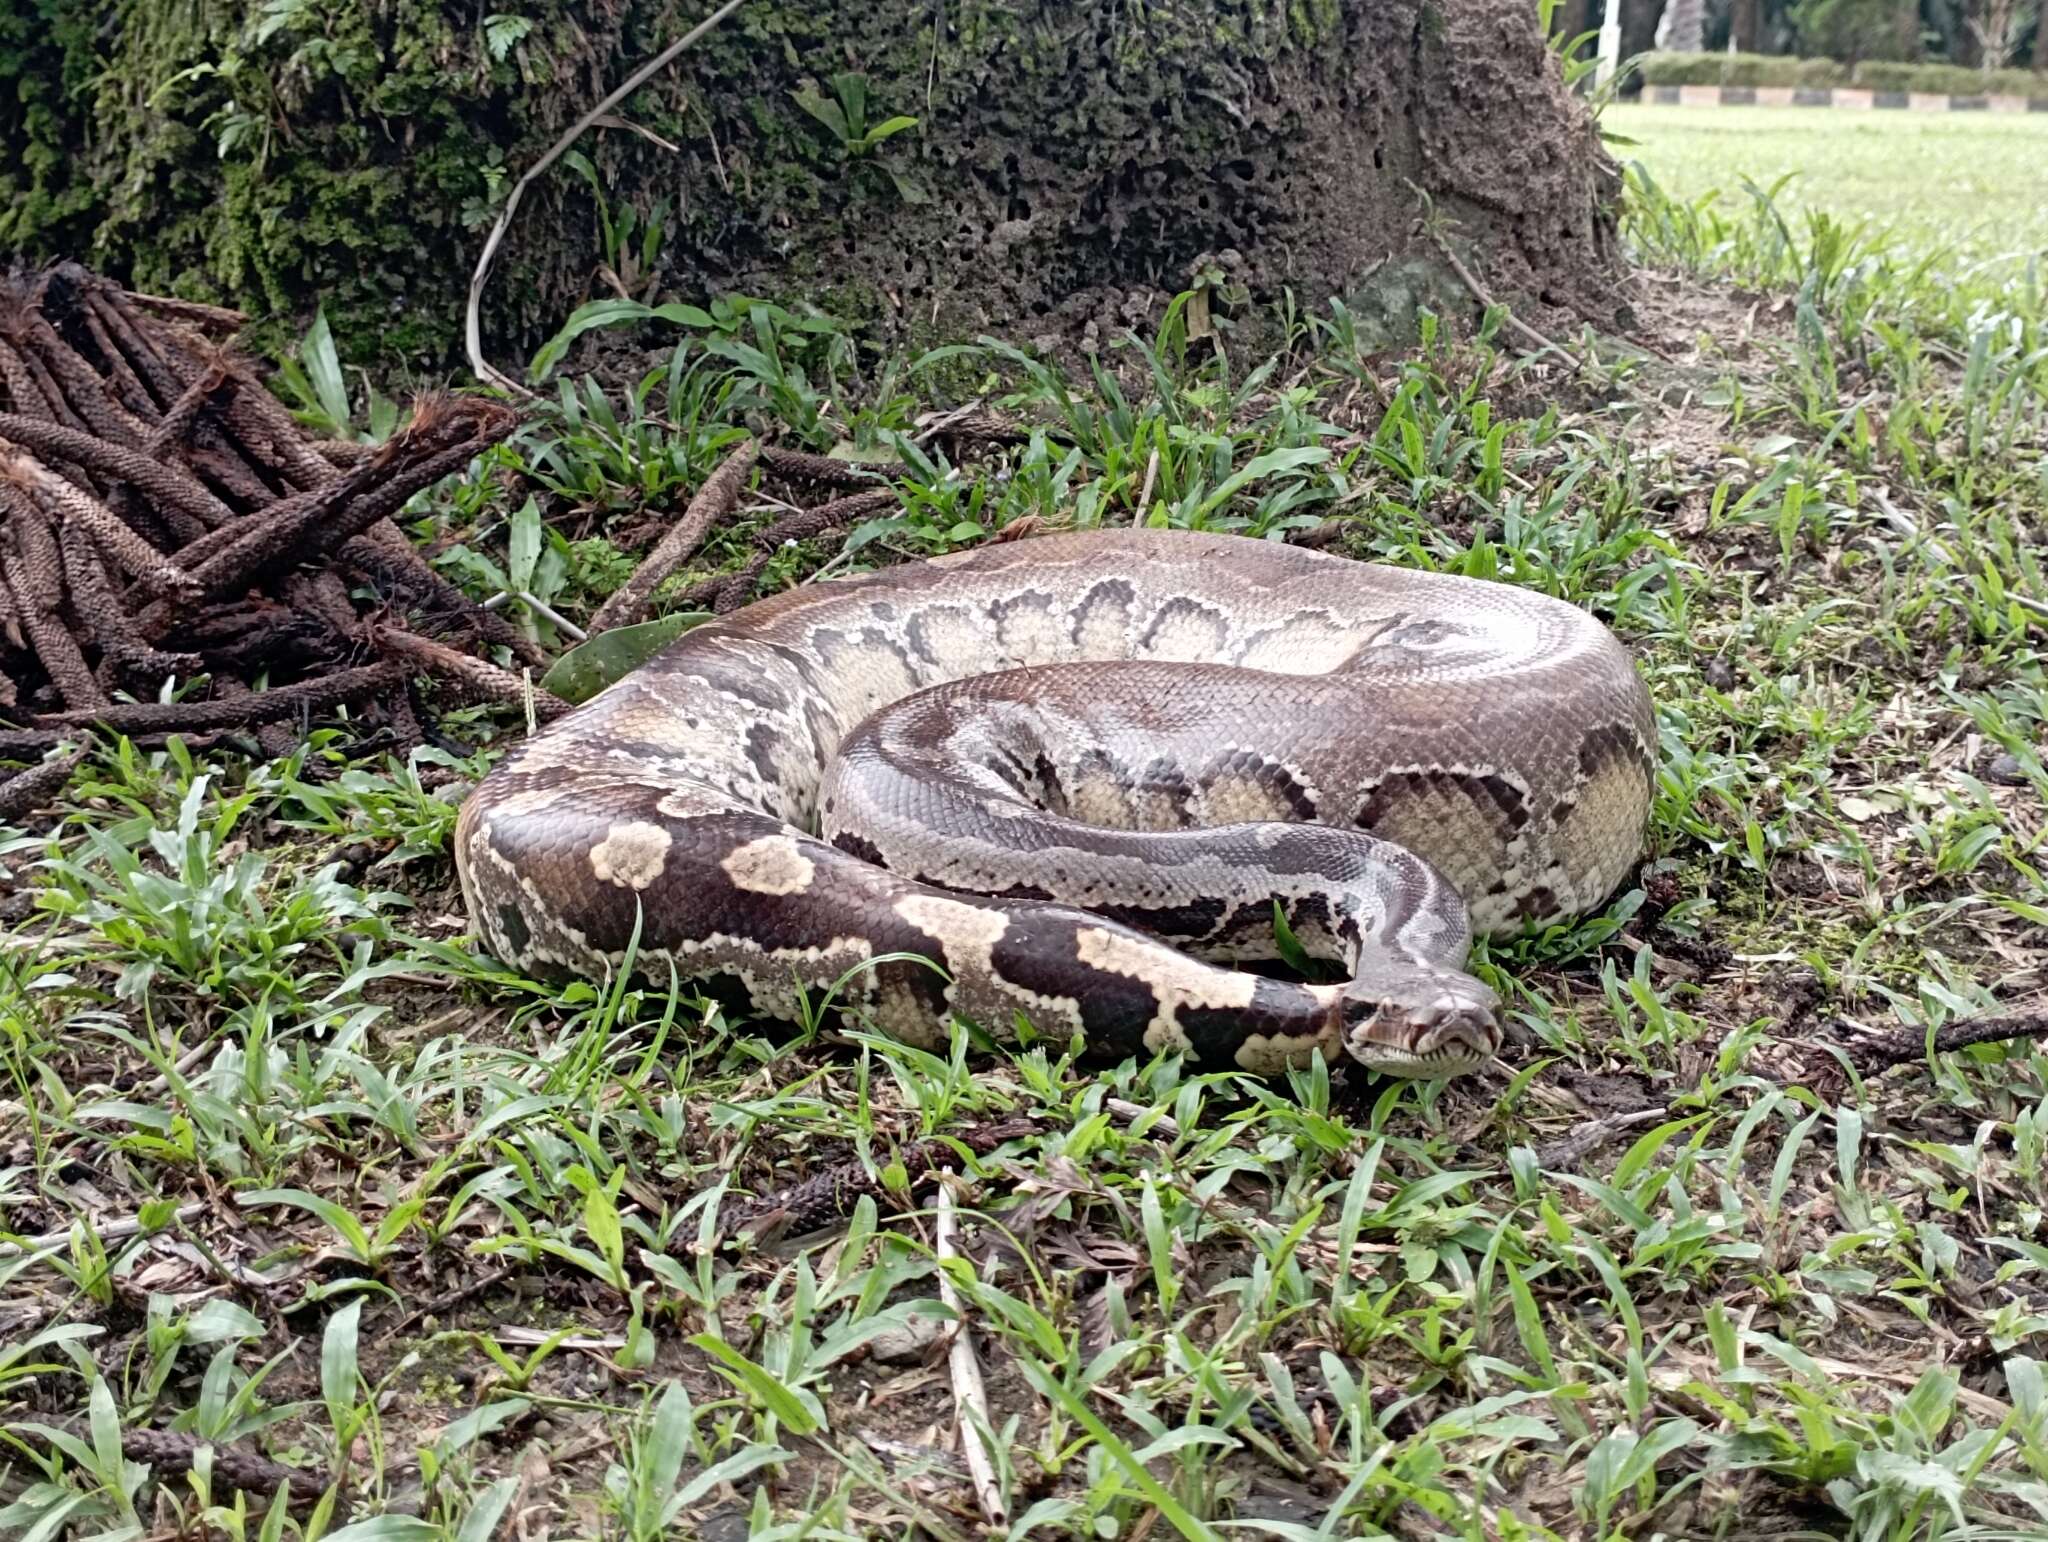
[456,529,1656,1077]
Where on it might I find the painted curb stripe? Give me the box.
[1642,82,2048,111]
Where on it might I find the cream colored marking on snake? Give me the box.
[1074,924,1262,1056]
[721,834,816,896]
[589,821,672,890]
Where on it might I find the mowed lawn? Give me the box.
[1604,103,2048,259]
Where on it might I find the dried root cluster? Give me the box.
[0,261,544,817]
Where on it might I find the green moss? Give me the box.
[1288,0,1344,46]
[0,1,106,255]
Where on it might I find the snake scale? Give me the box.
[455,528,1656,1078]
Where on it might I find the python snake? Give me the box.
[455,528,1656,1078]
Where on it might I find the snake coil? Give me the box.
[456,529,1656,1077]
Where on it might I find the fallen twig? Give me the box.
[120,289,247,336]
[1428,231,1600,381]
[0,1199,209,1259]
[713,488,900,614]
[35,661,402,732]
[1533,1105,1672,1170]
[1849,1011,2048,1074]
[758,443,893,489]
[936,1179,1006,1527]
[373,624,572,720]
[10,1424,324,1513]
[0,748,84,823]
[718,1119,1036,1244]
[464,0,745,393]
[10,452,200,602]
[0,410,236,528]
[589,439,758,634]
[391,1264,518,1337]
[1133,445,1159,526]
[3,507,106,709]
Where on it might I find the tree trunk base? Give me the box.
[1,0,1624,376]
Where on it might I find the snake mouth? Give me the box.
[1339,988,1503,1079]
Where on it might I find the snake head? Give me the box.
[1336,968,1502,1078]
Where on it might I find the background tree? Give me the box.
[1620,0,1666,71]
[1731,0,1764,49]
[1791,0,1922,59]
[0,0,1626,375]
[1661,0,1709,50]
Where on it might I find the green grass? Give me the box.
[3,139,2048,1540]
[1605,104,2048,260]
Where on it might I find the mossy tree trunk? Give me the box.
[2,0,1623,379]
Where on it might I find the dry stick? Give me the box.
[1853,1012,2048,1073]
[18,313,151,446]
[181,443,282,515]
[714,488,900,615]
[389,1265,518,1338]
[283,570,363,639]
[0,728,73,757]
[336,537,548,669]
[146,404,515,620]
[81,288,187,411]
[0,748,84,823]
[921,406,1029,448]
[125,478,363,626]
[718,1120,1037,1242]
[12,454,200,602]
[2,511,107,709]
[6,333,94,438]
[35,661,402,731]
[57,521,199,683]
[1533,1106,1674,1171]
[935,1179,1006,1526]
[181,436,480,605]
[483,586,587,642]
[76,301,165,424]
[1428,232,1599,381]
[375,681,427,755]
[190,353,338,493]
[144,365,235,461]
[310,438,376,468]
[0,337,48,418]
[465,0,746,394]
[758,443,892,490]
[1133,445,1160,526]
[212,676,297,760]
[1103,1098,1182,1140]
[0,1199,209,1258]
[121,289,248,335]
[0,413,236,528]
[372,624,572,720]
[656,572,727,614]
[9,1425,323,1514]
[0,340,103,498]
[988,514,1048,546]
[92,297,297,510]
[154,358,516,621]
[143,434,385,584]
[588,439,759,634]
[0,555,22,649]
[137,323,319,492]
